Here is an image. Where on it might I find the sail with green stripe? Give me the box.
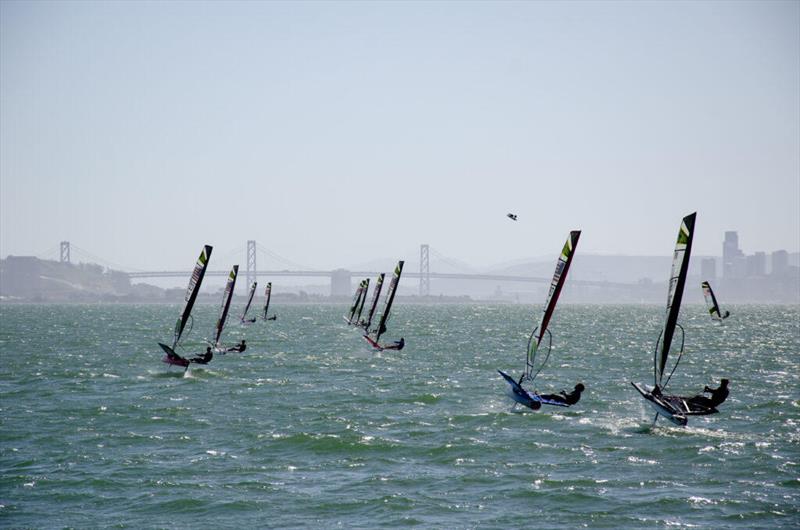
[656,212,696,387]
[213,265,239,348]
[525,231,581,381]
[172,245,212,349]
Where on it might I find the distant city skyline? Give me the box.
[2,1,798,271]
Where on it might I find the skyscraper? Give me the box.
[723,231,743,278]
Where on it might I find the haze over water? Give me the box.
[1,303,797,528]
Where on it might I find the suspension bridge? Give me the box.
[46,241,638,296]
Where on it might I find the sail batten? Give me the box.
[214,265,239,347]
[173,245,213,349]
[656,213,696,386]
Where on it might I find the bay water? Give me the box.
[1,304,798,528]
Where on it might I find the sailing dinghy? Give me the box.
[498,231,581,410]
[343,279,368,325]
[631,212,721,426]
[262,282,277,321]
[240,281,258,324]
[158,245,213,369]
[359,273,385,330]
[701,281,730,321]
[210,265,238,353]
[363,261,404,351]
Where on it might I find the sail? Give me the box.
[354,278,369,323]
[346,280,366,324]
[173,245,212,348]
[526,231,581,375]
[214,265,239,347]
[363,273,385,329]
[701,281,723,320]
[240,281,257,322]
[373,261,404,344]
[262,282,273,320]
[656,212,696,386]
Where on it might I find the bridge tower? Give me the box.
[60,241,70,264]
[419,244,430,296]
[246,240,256,289]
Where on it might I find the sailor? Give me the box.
[688,378,729,409]
[191,347,213,364]
[227,339,246,353]
[507,213,518,221]
[539,383,585,405]
[386,337,405,350]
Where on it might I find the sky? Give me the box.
[2,0,798,272]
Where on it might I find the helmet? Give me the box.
[575,383,585,392]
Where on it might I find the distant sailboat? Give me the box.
[240,281,258,324]
[363,261,404,351]
[354,277,369,326]
[359,273,385,330]
[211,265,238,352]
[498,231,581,410]
[702,281,730,321]
[631,213,723,426]
[343,279,368,325]
[158,245,213,369]
[262,282,276,321]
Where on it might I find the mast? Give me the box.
[214,265,239,347]
[173,245,213,349]
[354,278,369,323]
[526,231,580,379]
[262,282,273,320]
[363,273,385,329]
[240,281,257,322]
[656,212,696,386]
[373,261,404,344]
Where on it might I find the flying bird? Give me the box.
[507,213,518,221]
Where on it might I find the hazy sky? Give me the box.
[2,0,798,271]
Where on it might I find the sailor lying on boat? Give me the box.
[383,337,405,351]
[687,378,729,409]
[225,339,247,353]
[190,347,213,364]
[538,383,585,406]
[651,378,729,411]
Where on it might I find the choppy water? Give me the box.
[1,303,798,528]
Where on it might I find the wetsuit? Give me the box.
[191,350,213,364]
[539,386,584,406]
[688,382,729,409]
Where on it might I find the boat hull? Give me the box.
[363,335,384,351]
[158,343,190,368]
[631,382,688,426]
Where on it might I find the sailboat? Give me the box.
[359,273,385,330]
[210,265,238,352]
[354,278,369,325]
[631,212,720,426]
[158,245,213,369]
[363,261,404,351]
[701,281,730,321]
[497,231,581,410]
[262,282,277,321]
[343,279,368,325]
[240,281,258,324]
